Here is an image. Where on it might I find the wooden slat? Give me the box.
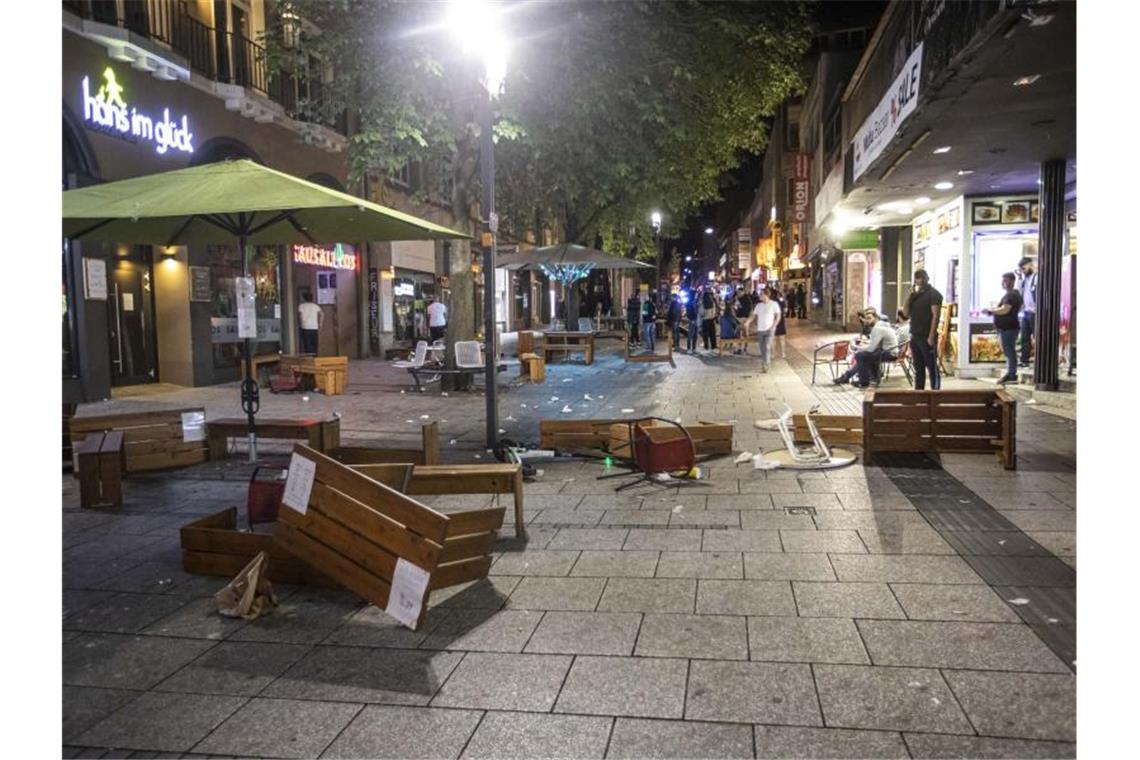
[431,556,494,590]
[274,519,393,609]
[930,421,1002,437]
[869,436,934,451]
[181,550,331,586]
[347,464,414,490]
[871,419,929,435]
[307,479,442,569]
[445,507,506,536]
[930,437,1005,452]
[872,406,932,421]
[182,507,239,532]
[124,438,207,456]
[439,532,498,564]
[931,391,1006,405]
[298,444,451,545]
[422,421,440,465]
[866,391,932,404]
[70,407,202,433]
[929,406,1001,422]
[180,524,299,562]
[407,469,517,496]
[280,503,399,581]
[331,447,425,466]
[127,449,208,471]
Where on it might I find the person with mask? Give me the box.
[983,272,1024,385]
[1017,256,1037,367]
[898,269,943,390]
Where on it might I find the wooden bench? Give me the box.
[717,337,750,356]
[75,430,124,509]
[70,407,209,472]
[237,353,283,384]
[792,414,864,447]
[623,329,675,366]
[348,462,526,538]
[327,422,440,466]
[540,418,733,458]
[206,416,340,459]
[518,352,546,383]
[279,355,349,395]
[543,331,595,365]
[274,445,503,627]
[863,389,1016,469]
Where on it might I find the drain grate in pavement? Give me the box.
[785,507,816,516]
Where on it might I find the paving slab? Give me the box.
[62,686,142,743]
[747,616,869,665]
[63,633,216,690]
[428,577,519,610]
[607,717,753,759]
[73,691,246,754]
[555,655,688,719]
[744,552,836,581]
[696,580,796,616]
[529,509,605,526]
[942,670,1076,742]
[655,551,743,579]
[754,725,908,759]
[622,529,702,551]
[597,578,697,614]
[461,711,612,759]
[155,641,311,696]
[668,509,742,528]
[857,531,957,555]
[889,584,1021,623]
[226,600,359,644]
[700,529,782,553]
[547,528,630,550]
[263,646,462,705]
[570,550,659,577]
[63,592,195,635]
[421,609,544,653]
[598,509,671,526]
[792,581,905,619]
[813,665,973,734]
[490,551,581,577]
[780,530,867,554]
[194,697,361,758]
[902,732,1076,758]
[141,597,249,641]
[740,512,818,530]
[685,660,821,726]
[325,606,448,649]
[506,577,606,611]
[771,492,845,509]
[432,652,573,711]
[524,611,641,656]
[857,620,1070,672]
[829,555,984,584]
[324,704,482,759]
[838,493,917,511]
[815,512,934,531]
[635,613,748,660]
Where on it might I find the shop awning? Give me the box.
[62,159,470,245]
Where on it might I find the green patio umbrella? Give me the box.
[63,159,470,461]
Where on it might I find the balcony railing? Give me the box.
[64,0,345,135]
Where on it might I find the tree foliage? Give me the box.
[264,0,814,251]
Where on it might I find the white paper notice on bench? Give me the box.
[386,558,431,629]
[181,411,206,442]
[281,453,316,514]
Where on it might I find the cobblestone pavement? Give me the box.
[63,320,1076,758]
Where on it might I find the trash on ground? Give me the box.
[301,395,310,402]
[563,378,573,383]
[561,405,573,413]
[754,418,781,431]
[685,467,703,479]
[474,454,482,459]
[621,408,635,414]
[550,396,559,402]
[652,473,673,482]
[734,452,753,465]
[400,390,405,395]
[405,419,415,424]
[441,392,449,397]
[1007,597,1030,605]
[517,449,555,461]
[215,551,277,621]
[535,469,544,477]
[498,428,507,435]
[672,504,684,513]
[753,455,780,470]
[449,439,457,445]
[584,394,594,401]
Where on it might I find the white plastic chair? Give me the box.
[455,341,484,369]
[392,341,428,369]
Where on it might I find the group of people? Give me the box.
[625,282,798,372]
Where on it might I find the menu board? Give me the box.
[968,323,1004,363]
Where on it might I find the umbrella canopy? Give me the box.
[62,159,469,245]
[497,243,653,272]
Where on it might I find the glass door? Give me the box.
[107,248,159,386]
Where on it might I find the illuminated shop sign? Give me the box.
[292,243,358,271]
[81,67,195,155]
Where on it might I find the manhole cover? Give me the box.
[785,507,817,516]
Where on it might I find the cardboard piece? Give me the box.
[215,551,278,621]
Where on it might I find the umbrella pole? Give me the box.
[238,233,259,463]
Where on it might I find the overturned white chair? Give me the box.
[757,405,857,470]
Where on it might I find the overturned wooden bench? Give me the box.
[75,430,124,509]
[540,418,733,458]
[274,445,503,628]
[326,422,440,466]
[70,407,209,472]
[206,416,340,459]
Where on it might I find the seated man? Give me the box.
[834,310,898,388]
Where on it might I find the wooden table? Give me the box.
[543,331,595,365]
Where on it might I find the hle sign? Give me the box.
[852,43,923,181]
[791,153,811,223]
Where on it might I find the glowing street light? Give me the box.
[704,227,714,234]
[650,211,663,303]
[444,0,507,449]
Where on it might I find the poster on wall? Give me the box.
[236,276,257,339]
[968,323,1004,363]
[317,271,337,305]
[189,266,211,302]
[83,258,107,300]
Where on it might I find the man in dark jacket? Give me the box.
[666,292,684,351]
[626,292,641,346]
[642,291,658,353]
[684,290,699,352]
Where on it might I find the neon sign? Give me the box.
[81,67,195,155]
[292,243,358,271]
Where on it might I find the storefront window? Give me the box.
[62,240,79,378]
[392,272,435,343]
[208,244,282,368]
[971,232,1037,316]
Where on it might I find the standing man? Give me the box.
[1017,256,1037,367]
[426,295,447,343]
[641,290,658,353]
[795,283,807,318]
[297,290,323,355]
[898,269,943,390]
[666,292,683,351]
[752,288,782,372]
[684,289,700,353]
[983,272,1023,385]
[626,291,641,347]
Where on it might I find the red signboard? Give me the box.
[791,153,812,224]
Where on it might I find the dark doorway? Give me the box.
[107,248,159,386]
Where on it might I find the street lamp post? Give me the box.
[651,211,662,303]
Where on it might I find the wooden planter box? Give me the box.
[70,407,209,473]
[540,418,732,457]
[280,355,348,395]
